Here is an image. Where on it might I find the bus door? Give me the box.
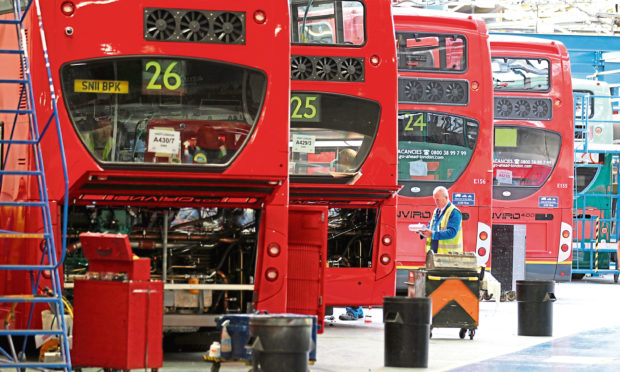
[287,206,327,332]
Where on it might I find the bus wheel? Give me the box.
[614,274,619,283]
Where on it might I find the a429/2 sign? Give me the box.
[290,93,321,122]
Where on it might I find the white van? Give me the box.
[573,78,613,145]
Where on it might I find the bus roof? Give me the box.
[490,34,568,57]
[572,78,610,93]
[392,6,487,34]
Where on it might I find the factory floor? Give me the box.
[67,275,620,372]
[163,275,620,372]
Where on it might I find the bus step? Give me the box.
[0,201,47,207]
[0,108,34,114]
[0,49,24,55]
[0,231,49,239]
[0,170,43,176]
[0,78,28,84]
[0,295,61,303]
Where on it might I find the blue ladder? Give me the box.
[0,0,71,370]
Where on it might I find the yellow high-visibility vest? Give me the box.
[425,204,463,254]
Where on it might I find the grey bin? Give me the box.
[383,296,432,368]
[516,280,556,336]
[247,314,313,372]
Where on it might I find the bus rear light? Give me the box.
[477,247,486,257]
[555,99,561,106]
[595,126,603,135]
[561,244,569,252]
[479,231,488,241]
[380,254,391,265]
[382,234,392,246]
[265,268,278,281]
[61,1,75,16]
[471,81,479,91]
[267,243,280,257]
[369,55,380,66]
[562,230,570,238]
[253,10,266,24]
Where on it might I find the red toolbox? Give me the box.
[72,232,163,370]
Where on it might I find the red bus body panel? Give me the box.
[490,35,574,284]
[290,0,398,307]
[393,9,494,289]
[1,0,291,329]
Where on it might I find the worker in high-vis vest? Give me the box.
[420,186,463,254]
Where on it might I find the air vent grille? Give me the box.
[291,55,364,82]
[398,77,469,105]
[493,97,553,120]
[144,8,245,44]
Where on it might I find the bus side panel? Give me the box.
[254,182,288,313]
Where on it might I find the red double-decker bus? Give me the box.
[1,0,291,334]
[391,8,494,293]
[490,35,573,293]
[288,0,398,315]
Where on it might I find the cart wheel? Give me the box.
[614,273,619,283]
[483,291,493,301]
[468,329,475,340]
[506,291,516,301]
[459,328,467,339]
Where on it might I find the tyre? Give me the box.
[459,328,466,339]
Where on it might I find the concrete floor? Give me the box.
[68,274,620,372]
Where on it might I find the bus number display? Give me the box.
[143,59,184,95]
[404,113,426,132]
[291,94,320,122]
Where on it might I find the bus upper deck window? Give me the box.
[492,57,550,92]
[396,32,467,73]
[291,0,365,46]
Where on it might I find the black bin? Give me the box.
[247,314,313,372]
[516,280,556,336]
[383,296,432,368]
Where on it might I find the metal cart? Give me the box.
[407,252,481,339]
